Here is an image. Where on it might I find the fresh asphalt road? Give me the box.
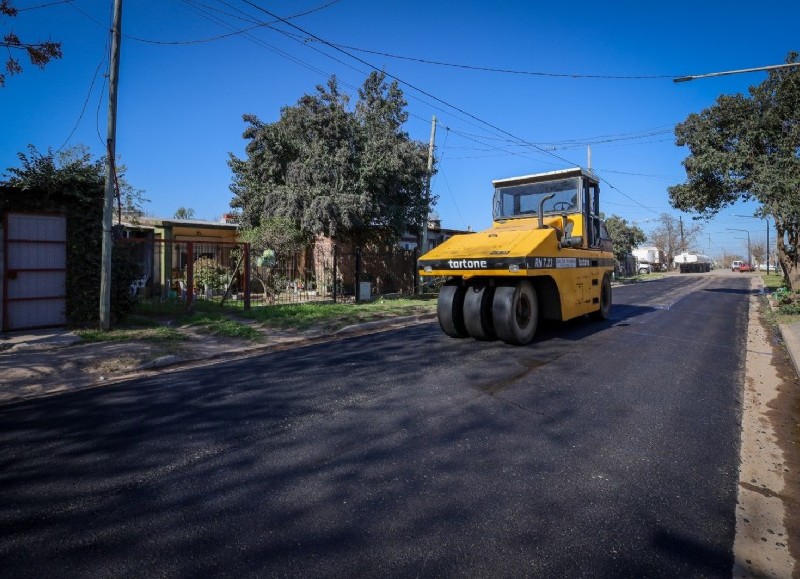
[0,273,751,578]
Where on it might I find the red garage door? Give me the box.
[3,213,67,331]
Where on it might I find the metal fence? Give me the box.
[117,237,420,311]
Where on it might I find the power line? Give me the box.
[117,0,343,45]
[16,0,72,11]
[309,40,680,80]
[56,52,107,153]
[238,0,582,166]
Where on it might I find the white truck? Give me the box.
[632,246,666,275]
[674,252,712,273]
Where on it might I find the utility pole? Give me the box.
[99,0,123,330]
[419,115,436,294]
[679,216,685,253]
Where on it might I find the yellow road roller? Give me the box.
[418,167,615,345]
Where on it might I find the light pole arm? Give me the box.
[674,62,800,83]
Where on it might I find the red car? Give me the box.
[738,263,753,272]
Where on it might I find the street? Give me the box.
[0,273,753,577]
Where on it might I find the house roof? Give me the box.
[137,217,238,230]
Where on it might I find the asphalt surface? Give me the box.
[0,274,753,577]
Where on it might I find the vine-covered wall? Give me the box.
[1,184,137,326]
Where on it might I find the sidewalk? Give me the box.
[0,314,437,405]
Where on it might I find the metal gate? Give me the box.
[2,213,67,331]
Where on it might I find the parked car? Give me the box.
[738,262,753,272]
[731,260,743,271]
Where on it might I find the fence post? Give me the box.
[243,242,250,311]
[186,241,194,312]
[355,246,362,302]
[332,241,338,304]
[413,247,418,295]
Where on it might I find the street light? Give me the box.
[674,62,800,83]
[726,228,751,265]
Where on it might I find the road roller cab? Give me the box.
[418,167,614,345]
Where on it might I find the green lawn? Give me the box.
[238,297,437,330]
[80,296,437,343]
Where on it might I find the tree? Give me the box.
[604,215,646,262]
[648,213,703,268]
[174,207,196,220]
[1,0,62,87]
[669,52,800,289]
[228,72,431,251]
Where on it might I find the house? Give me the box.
[120,215,240,300]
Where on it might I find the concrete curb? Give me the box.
[333,313,437,336]
[779,322,800,379]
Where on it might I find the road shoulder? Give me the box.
[733,277,799,578]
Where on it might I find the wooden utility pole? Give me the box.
[99,0,123,330]
[418,115,436,294]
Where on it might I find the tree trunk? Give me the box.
[775,218,800,291]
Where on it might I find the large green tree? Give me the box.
[228,72,431,250]
[669,53,800,289]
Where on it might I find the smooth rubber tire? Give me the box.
[437,283,468,338]
[492,281,538,345]
[590,273,612,321]
[463,283,496,340]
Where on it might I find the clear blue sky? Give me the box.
[3,0,797,261]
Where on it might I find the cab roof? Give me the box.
[492,167,599,188]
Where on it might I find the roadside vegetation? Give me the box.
[75,296,437,344]
[239,298,436,331]
[762,273,800,325]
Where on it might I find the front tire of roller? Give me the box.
[463,282,496,340]
[492,281,538,345]
[437,283,469,338]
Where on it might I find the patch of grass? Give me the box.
[183,313,263,341]
[116,295,436,336]
[778,303,800,316]
[240,297,437,330]
[77,325,184,344]
[761,273,785,293]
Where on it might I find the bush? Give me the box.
[192,257,232,293]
